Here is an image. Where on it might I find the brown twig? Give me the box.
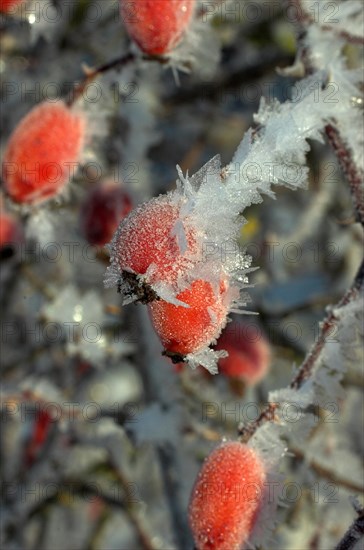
[325,124,364,226]
[238,258,364,442]
[66,51,170,107]
[291,446,364,494]
[335,505,364,550]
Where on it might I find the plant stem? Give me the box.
[335,506,364,550]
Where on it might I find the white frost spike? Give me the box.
[171,218,188,255]
[151,281,189,307]
[185,348,227,375]
[231,128,253,166]
[189,154,222,191]
[248,423,287,549]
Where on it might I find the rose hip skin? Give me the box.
[2,101,85,205]
[120,0,195,55]
[148,278,229,357]
[189,441,266,550]
[112,194,197,288]
[0,210,23,255]
[80,181,132,246]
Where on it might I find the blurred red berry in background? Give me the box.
[80,180,132,247]
[215,321,271,384]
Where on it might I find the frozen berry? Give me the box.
[110,193,198,293]
[80,180,132,246]
[2,101,85,205]
[215,322,270,384]
[148,278,229,357]
[189,441,266,550]
[120,0,196,55]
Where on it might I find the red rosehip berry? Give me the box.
[80,180,132,247]
[0,0,23,13]
[0,209,23,254]
[120,0,196,55]
[189,441,266,550]
[148,278,229,357]
[25,409,52,467]
[110,193,198,293]
[215,322,271,384]
[2,101,86,205]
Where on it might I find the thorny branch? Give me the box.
[326,124,364,226]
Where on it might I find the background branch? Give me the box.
[335,505,364,550]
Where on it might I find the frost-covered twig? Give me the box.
[290,0,364,45]
[335,503,364,550]
[238,257,364,442]
[288,0,364,225]
[326,124,364,225]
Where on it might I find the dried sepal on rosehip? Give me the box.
[105,192,199,304]
[2,100,86,205]
[120,0,196,56]
[189,441,266,550]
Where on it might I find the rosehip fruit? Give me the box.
[80,181,132,246]
[120,0,196,55]
[0,209,23,256]
[2,101,85,205]
[215,322,271,384]
[0,0,23,13]
[148,278,229,357]
[189,441,266,550]
[110,193,198,296]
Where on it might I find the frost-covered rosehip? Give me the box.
[80,180,132,246]
[120,0,195,55]
[148,278,229,358]
[189,441,266,550]
[2,101,85,205]
[215,322,271,384]
[108,192,199,300]
[0,0,24,13]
